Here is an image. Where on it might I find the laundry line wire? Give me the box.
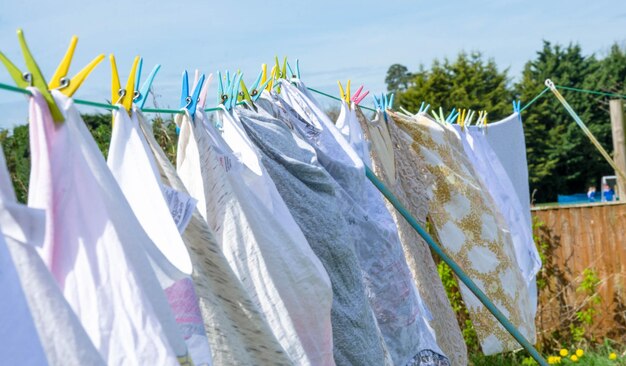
[2,81,621,117]
[0,81,377,114]
[518,84,626,113]
[556,85,626,100]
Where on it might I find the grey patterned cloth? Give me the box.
[275,82,450,366]
[137,113,293,366]
[235,107,389,366]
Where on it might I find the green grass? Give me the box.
[469,341,625,365]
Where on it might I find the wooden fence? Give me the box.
[532,202,626,344]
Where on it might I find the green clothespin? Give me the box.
[0,29,65,123]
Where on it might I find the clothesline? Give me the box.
[1,80,622,118]
[518,84,626,113]
[0,81,378,114]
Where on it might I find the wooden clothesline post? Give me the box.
[609,99,626,199]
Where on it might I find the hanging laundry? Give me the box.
[392,111,536,355]
[0,148,48,366]
[236,103,392,366]
[136,112,303,366]
[357,108,469,366]
[27,89,188,365]
[456,124,541,314]
[176,108,310,366]
[216,108,335,365]
[469,114,532,222]
[277,80,450,366]
[107,107,212,366]
[1,148,105,366]
[322,96,448,364]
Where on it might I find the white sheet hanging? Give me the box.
[107,108,212,365]
[469,114,532,224]
[177,109,309,365]
[137,112,299,366]
[27,89,186,365]
[1,149,104,366]
[0,159,48,365]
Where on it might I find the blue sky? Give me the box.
[1,0,625,128]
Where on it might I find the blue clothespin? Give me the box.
[286,59,302,80]
[512,100,521,113]
[388,93,394,110]
[217,71,242,110]
[418,101,431,114]
[296,59,301,79]
[133,58,161,110]
[373,94,381,110]
[247,70,272,102]
[180,70,205,120]
[445,108,458,123]
[229,72,242,109]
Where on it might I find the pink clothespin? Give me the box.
[351,85,369,106]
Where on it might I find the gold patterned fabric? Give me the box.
[392,112,536,355]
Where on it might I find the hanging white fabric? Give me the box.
[27,89,186,365]
[1,148,104,366]
[177,108,335,365]
[107,107,212,366]
[0,163,48,365]
[138,112,298,366]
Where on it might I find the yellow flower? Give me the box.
[570,355,579,362]
[559,349,569,357]
[609,352,617,360]
[575,349,584,357]
[548,356,562,364]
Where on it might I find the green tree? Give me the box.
[385,64,413,92]
[1,113,180,201]
[515,41,615,202]
[0,125,30,202]
[392,52,513,121]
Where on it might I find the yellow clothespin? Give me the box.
[260,63,268,86]
[266,65,277,92]
[271,56,288,94]
[337,80,352,105]
[456,109,463,127]
[110,54,140,113]
[48,36,105,97]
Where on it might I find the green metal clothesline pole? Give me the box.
[365,167,548,366]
